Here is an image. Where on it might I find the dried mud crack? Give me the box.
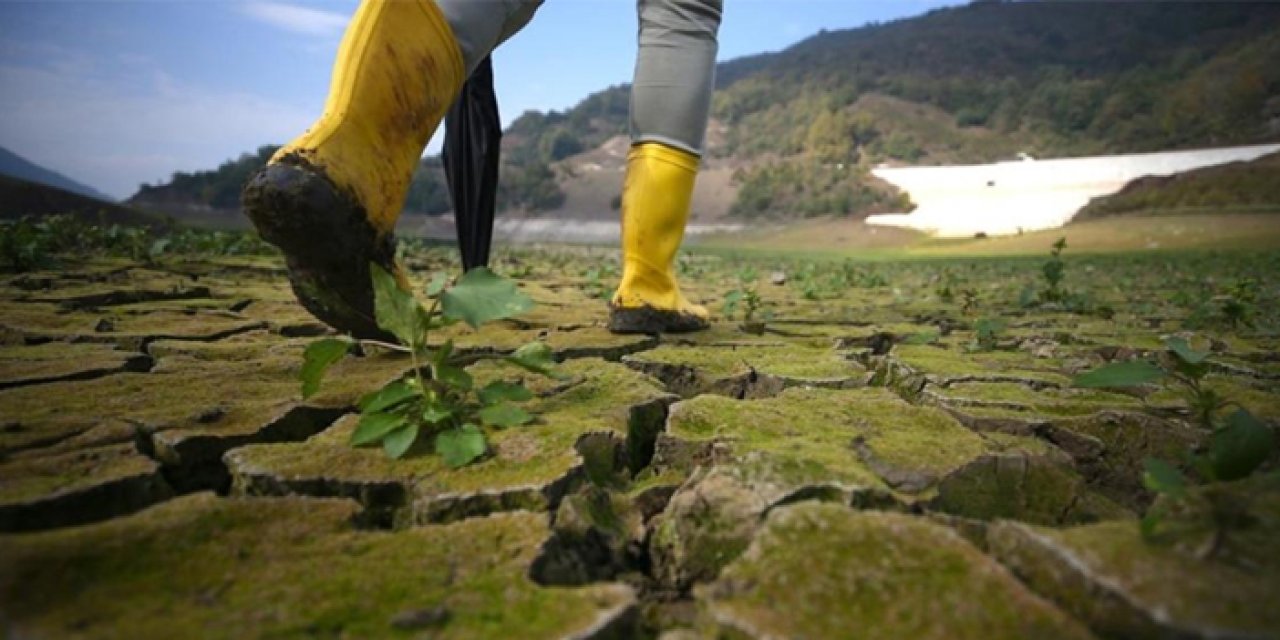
[2,251,1279,639]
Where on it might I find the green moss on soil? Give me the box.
[664,387,996,492]
[147,330,299,364]
[0,342,146,385]
[0,301,264,343]
[0,444,157,504]
[628,343,863,382]
[0,350,407,455]
[893,344,1071,384]
[227,358,669,504]
[932,453,1131,525]
[934,381,1142,416]
[989,476,1280,637]
[0,493,634,639]
[701,503,1092,639]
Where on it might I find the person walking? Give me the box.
[242,0,723,337]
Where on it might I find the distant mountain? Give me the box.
[0,174,166,227]
[0,146,115,203]
[1075,151,1280,221]
[139,1,1280,222]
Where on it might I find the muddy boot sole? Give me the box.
[608,304,710,334]
[241,156,396,340]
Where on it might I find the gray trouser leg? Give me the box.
[631,0,723,156]
[436,0,544,75]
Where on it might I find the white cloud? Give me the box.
[240,1,348,37]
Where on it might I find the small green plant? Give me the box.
[677,252,703,278]
[1217,278,1258,328]
[1074,336,1232,427]
[935,270,958,303]
[723,268,772,334]
[581,264,617,300]
[723,287,772,334]
[966,317,1007,352]
[1039,237,1068,303]
[1072,336,1276,545]
[301,264,563,466]
[851,270,888,289]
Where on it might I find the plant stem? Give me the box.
[358,339,412,353]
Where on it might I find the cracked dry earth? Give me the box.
[2,250,1279,639]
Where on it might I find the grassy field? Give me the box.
[699,212,1280,259]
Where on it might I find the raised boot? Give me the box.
[242,0,465,338]
[608,143,710,334]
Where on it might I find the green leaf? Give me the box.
[435,362,473,391]
[357,380,418,413]
[722,289,744,316]
[1208,408,1275,481]
[350,412,407,446]
[300,338,351,399]
[974,317,1006,337]
[478,381,534,406]
[440,267,534,329]
[382,423,420,459]
[1017,284,1037,308]
[1142,458,1186,498]
[371,263,428,347]
[478,402,534,428]
[421,403,454,425]
[1164,336,1208,365]
[425,272,449,298]
[507,341,563,378]
[429,339,455,367]
[1071,360,1166,388]
[435,424,487,468]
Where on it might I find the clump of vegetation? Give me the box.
[0,215,275,272]
[965,317,1007,352]
[1,218,56,272]
[1072,336,1276,548]
[1020,237,1097,313]
[1039,237,1068,303]
[1217,278,1259,328]
[580,263,617,300]
[723,266,772,334]
[1182,277,1266,331]
[935,269,958,303]
[301,264,562,466]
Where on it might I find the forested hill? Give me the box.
[507,1,1280,218]
[525,2,1280,161]
[136,1,1280,221]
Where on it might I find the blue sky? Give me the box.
[0,0,959,199]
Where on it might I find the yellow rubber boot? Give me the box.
[608,143,710,334]
[242,0,464,339]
